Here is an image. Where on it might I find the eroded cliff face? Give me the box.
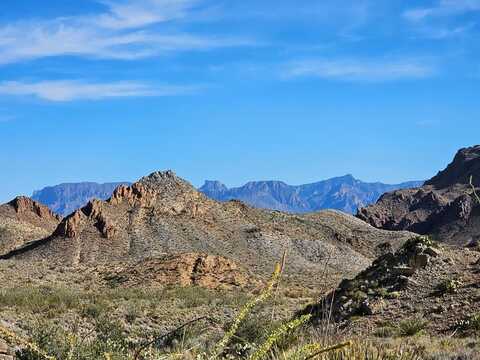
[0,197,61,255]
[357,145,480,245]
[103,253,255,290]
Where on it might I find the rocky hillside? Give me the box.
[0,196,61,256]
[32,182,130,216]
[200,175,422,214]
[304,236,480,336]
[102,253,255,290]
[357,145,480,245]
[3,171,415,285]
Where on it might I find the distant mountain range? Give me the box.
[199,175,423,214]
[32,182,130,216]
[31,175,422,216]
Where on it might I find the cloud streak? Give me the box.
[404,0,480,21]
[0,80,199,102]
[283,58,435,82]
[0,0,252,65]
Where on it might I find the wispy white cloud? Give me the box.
[404,0,480,21]
[0,80,199,102]
[283,58,435,82]
[92,0,200,29]
[416,23,475,39]
[0,0,252,65]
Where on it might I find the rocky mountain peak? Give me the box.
[109,170,199,207]
[7,196,61,222]
[199,180,228,194]
[426,145,480,189]
[53,171,208,240]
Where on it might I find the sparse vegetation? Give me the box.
[456,313,480,335]
[437,279,461,295]
[398,318,428,337]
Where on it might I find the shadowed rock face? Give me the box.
[0,197,61,256]
[3,171,414,285]
[426,145,480,189]
[357,145,480,245]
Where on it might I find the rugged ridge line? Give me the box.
[357,145,480,245]
[200,175,423,214]
[2,170,415,286]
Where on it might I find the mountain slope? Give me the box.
[357,145,480,245]
[200,175,423,214]
[304,236,480,336]
[32,182,130,216]
[0,196,61,256]
[5,171,415,285]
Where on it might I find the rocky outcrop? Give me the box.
[0,197,61,256]
[426,145,480,189]
[103,253,253,290]
[5,196,61,225]
[357,145,480,245]
[303,236,480,335]
[55,199,116,239]
[303,237,438,321]
[9,196,61,222]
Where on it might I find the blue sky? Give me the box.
[0,0,479,202]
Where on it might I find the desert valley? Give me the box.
[0,145,480,359]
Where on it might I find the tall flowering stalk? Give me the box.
[210,261,283,359]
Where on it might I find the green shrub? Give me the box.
[437,279,461,295]
[398,318,428,337]
[373,326,397,338]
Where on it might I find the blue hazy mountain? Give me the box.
[32,182,130,216]
[32,175,422,216]
[199,175,423,214]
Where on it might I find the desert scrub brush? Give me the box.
[0,323,56,360]
[248,314,312,360]
[210,261,283,359]
[279,341,352,360]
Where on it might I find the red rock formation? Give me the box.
[55,199,116,239]
[8,196,61,223]
[0,196,62,256]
